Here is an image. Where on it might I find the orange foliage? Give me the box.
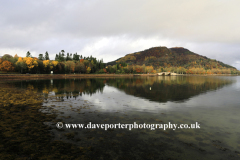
[103,68,107,73]
[0,60,14,72]
[136,67,143,73]
[152,69,157,73]
[80,59,84,63]
[186,69,193,74]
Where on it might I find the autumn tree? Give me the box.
[49,61,58,73]
[146,66,154,73]
[80,59,84,63]
[13,54,19,63]
[106,65,115,73]
[16,57,27,73]
[75,62,85,73]
[51,61,58,68]
[43,60,50,72]
[56,62,65,73]
[83,60,90,67]
[1,54,16,66]
[135,65,143,73]
[127,65,133,73]
[102,68,107,73]
[23,57,37,72]
[86,66,91,73]
[0,60,14,72]
[65,61,75,73]
[142,64,146,73]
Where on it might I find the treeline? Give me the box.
[0,50,239,74]
[0,50,105,74]
[104,64,239,74]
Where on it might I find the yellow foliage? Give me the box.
[43,60,50,68]
[23,57,35,70]
[16,57,23,63]
[146,66,154,73]
[51,61,58,67]
[33,60,38,67]
[86,66,91,73]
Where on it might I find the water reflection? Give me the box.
[2,76,240,159]
[106,76,234,102]
[12,76,234,103]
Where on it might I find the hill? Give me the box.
[107,46,236,70]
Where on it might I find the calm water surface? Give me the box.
[1,76,240,159]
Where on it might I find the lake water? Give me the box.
[1,75,240,159]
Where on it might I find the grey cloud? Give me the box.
[0,0,239,69]
[3,0,240,41]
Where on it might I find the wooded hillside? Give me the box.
[107,46,236,70]
[0,47,239,74]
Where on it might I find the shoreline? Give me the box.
[0,73,237,81]
[0,74,134,81]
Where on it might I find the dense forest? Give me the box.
[0,50,105,74]
[107,46,239,74]
[0,47,239,74]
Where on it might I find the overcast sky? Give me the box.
[0,0,240,69]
